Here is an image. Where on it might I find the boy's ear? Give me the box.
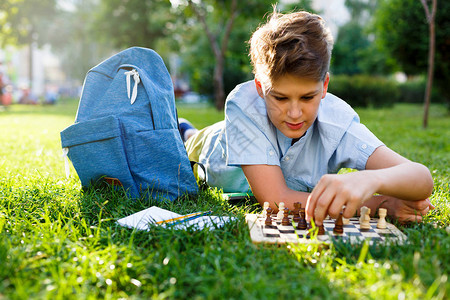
[322,73,330,99]
[254,78,265,99]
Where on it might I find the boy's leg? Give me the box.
[178,118,199,142]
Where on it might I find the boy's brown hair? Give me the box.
[249,9,334,92]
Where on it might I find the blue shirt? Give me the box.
[196,80,384,193]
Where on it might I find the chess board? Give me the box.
[245,214,407,245]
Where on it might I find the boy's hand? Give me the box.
[305,170,434,224]
[382,196,434,223]
[305,172,377,224]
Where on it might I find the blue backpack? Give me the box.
[60,47,198,200]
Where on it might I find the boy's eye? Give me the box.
[302,96,314,101]
[274,96,287,101]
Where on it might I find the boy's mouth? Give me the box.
[286,121,304,130]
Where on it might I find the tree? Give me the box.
[420,0,437,128]
[185,0,238,110]
[0,0,57,88]
[92,0,173,50]
[90,0,306,110]
[41,0,113,84]
[92,0,249,109]
[374,0,450,115]
[176,16,254,100]
[174,0,272,110]
[332,21,371,75]
[175,1,317,110]
[332,0,395,75]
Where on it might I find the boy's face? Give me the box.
[256,73,329,139]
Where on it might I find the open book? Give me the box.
[117,206,234,231]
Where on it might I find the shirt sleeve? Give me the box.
[224,88,280,167]
[328,121,385,172]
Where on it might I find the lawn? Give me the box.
[0,98,449,299]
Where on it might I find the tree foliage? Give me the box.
[173,0,273,109]
[0,0,57,47]
[174,1,319,109]
[92,0,173,50]
[45,0,113,82]
[331,22,371,75]
[331,0,395,75]
[174,0,273,106]
[374,0,450,102]
[90,0,273,109]
[0,0,58,87]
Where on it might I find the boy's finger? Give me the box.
[312,189,335,225]
[401,214,422,224]
[305,184,325,221]
[342,200,359,219]
[327,195,348,219]
[305,194,314,221]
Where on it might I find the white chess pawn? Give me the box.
[262,202,270,218]
[277,202,285,220]
[360,206,371,230]
[342,217,350,225]
[377,208,387,229]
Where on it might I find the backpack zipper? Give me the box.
[124,69,140,104]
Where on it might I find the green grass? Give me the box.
[0,99,449,299]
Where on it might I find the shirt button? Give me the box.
[269,150,274,156]
[285,156,290,161]
[361,144,367,150]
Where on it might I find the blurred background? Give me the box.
[0,0,448,114]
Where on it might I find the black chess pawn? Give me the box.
[317,224,325,235]
[333,213,344,234]
[296,208,307,230]
[265,207,273,226]
[293,202,301,223]
[281,208,291,226]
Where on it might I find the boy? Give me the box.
[184,10,434,225]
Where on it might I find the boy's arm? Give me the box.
[306,145,434,224]
[241,164,310,211]
[242,158,433,223]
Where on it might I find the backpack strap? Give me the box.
[190,161,208,190]
[190,161,206,176]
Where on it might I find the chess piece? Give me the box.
[265,207,273,226]
[281,208,291,226]
[293,202,301,223]
[296,208,307,230]
[377,208,387,229]
[342,217,350,225]
[262,202,270,218]
[277,202,285,220]
[304,218,318,238]
[333,213,344,234]
[317,224,325,235]
[360,206,371,230]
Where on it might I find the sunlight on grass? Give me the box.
[0,99,448,299]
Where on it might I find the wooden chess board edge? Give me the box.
[383,223,408,243]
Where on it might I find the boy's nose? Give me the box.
[287,102,302,119]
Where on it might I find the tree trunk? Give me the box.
[214,55,225,110]
[187,0,238,111]
[421,0,437,129]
